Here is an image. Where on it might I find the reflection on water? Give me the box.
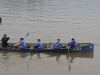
[0,0,99,74]
[26,53,34,69]
[45,51,93,60]
[66,52,93,71]
[45,51,93,71]
[0,51,93,71]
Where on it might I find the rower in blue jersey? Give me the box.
[67,38,78,50]
[20,38,27,49]
[50,39,62,49]
[34,39,43,50]
[14,38,27,49]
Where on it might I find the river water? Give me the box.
[0,0,100,75]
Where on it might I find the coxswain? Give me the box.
[1,34,10,48]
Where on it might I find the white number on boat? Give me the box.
[90,45,92,48]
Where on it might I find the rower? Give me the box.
[50,39,62,49]
[14,38,27,49]
[33,39,44,50]
[67,38,78,50]
[1,34,10,48]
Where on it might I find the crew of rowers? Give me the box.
[0,34,78,50]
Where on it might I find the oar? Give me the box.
[49,34,52,43]
[24,33,29,38]
[23,33,30,57]
[49,34,53,49]
[25,49,32,57]
[68,48,71,60]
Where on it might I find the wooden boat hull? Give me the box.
[0,43,94,52]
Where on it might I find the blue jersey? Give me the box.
[20,41,27,49]
[53,42,62,49]
[67,41,78,48]
[36,42,43,49]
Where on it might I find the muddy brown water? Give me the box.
[0,0,100,75]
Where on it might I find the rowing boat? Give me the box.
[0,43,94,52]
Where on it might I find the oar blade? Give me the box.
[25,53,29,57]
[25,49,31,57]
[26,33,29,37]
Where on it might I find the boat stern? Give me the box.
[81,43,94,51]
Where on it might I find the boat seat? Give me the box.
[26,43,35,48]
[61,46,66,49]
[43,43,67,49]
[61,43,66,49]
[43,43,51,49]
